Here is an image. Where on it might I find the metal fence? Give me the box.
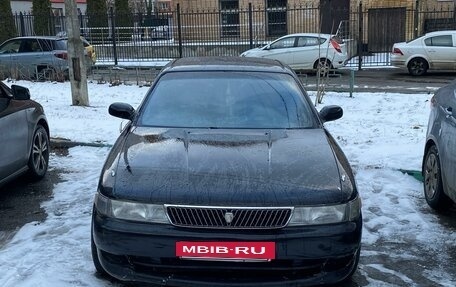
[11,1,456,68]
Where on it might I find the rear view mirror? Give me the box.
[109,102,135,120]
[319,105,343,122]
[11,85,31,100]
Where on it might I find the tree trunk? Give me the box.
[65,0,89,106]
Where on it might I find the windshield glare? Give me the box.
[138,71,315,129]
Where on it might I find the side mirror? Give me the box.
[263,44,270,50]
[11,85,31,100]
[109,102,135,120]
[319,105,343,122]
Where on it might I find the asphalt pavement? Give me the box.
[299,68,456,94]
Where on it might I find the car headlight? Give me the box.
[94,193,169,224]
[287,196,361,226]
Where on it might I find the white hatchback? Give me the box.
[241,33,348,75]
[391,30,456,76]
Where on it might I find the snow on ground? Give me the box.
[0,80,455,286]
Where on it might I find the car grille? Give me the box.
[165,205,293,229]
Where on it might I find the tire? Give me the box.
[423,145,451,211]
[27,125,49,180]
[408,58,428,76]
[315,59,332,77]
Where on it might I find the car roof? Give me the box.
[280,33,332,38]
[163,56,294,74]
[424,30,456,36]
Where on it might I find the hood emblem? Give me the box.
[224,212,234,225]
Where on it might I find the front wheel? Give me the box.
[27,125,49,180]
[423,145,451,211]
[408,58,428,76]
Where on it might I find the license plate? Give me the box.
[176,241,275,261]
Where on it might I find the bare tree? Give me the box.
[65,0,89,106]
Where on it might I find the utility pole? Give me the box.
[65,0,89,106]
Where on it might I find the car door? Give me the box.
[17,38,47,78]
[0,39,22,77]
[0,83,29,180]
[423,34,455,70]
[438,86,456,196]
[261,36,296,66]
[293,36,326,69]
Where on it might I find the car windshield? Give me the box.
[138,71,315,129]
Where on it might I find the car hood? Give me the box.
[241,47,264,56]
[110,127,350,206]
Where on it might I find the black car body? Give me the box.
[91,57,362,286]
[0,82,50,187]
[422,80,456,210]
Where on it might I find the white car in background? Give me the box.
[391,30,456,76]
[241,33,348,76]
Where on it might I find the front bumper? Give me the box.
[92,209,362,286]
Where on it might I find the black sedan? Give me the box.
[0,82,49,187]
[423,80,456,210]
[91,57,362,286]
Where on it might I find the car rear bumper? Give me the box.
[92,209,362,286]
[390,55,406,68]
[332,56,349,68]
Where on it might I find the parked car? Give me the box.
[80,36,96,64]
[0,82,49,187]
[422,80,456,211]
[0,36,95,81]
[240,33,348,76]
[91,56,362,286]
[56,32,97,64]
[391,30,456,76]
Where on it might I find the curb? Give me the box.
[50,138,112,149]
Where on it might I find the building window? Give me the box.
[267,0,287,37]
[220,0,240,38]
[159,2,169,11]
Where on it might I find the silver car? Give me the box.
[0,36,69,80]
[0,82,49,187]
[422,80,456,211]
[391,30,456,76]
[241,33,348,76]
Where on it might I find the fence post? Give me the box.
[414,0,419,38]
[110,7,118,65]
[177,4,183,58]
[78,12,84,36]
[19,13,25,36]
[249,3,253,49]
[357,2,363,71]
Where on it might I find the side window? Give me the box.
[20,39,43,53]
[38,39,54,51]
[297,37,323,47]
[270,37,296,49]
[424,35,453,47]
[0,40,21,54]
